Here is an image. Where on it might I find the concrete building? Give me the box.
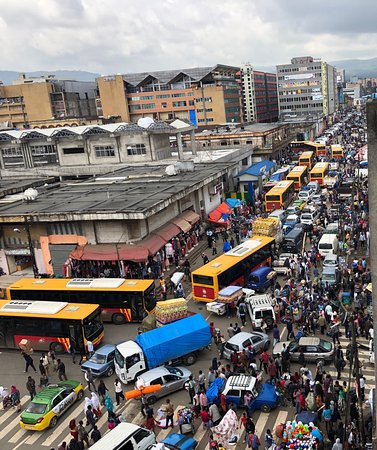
[276,56,337,121]
[0,161,242,275]
[343,83,361,102]
[239,64,278,123]
[0,74,97,128]
[96,65,242,126]
[182,122,292,160]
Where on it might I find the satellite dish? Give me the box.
[23,188,38,202]
[137,117,154,129]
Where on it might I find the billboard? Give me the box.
[284,73,314,80]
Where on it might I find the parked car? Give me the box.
[273,337,334,365]
[135,366,191,404]
[81,344,116,377]
[221,375,278,413]
[223,331,270,360]
[20,380,84,431]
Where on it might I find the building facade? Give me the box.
[239,64,279,123]
[0,74,97,128]
[276,56,337,121]
[96,65,243,126]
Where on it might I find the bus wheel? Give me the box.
[50,341,65,355]
[112,313,126,325]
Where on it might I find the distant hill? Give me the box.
[0,70,99,84]
[329,57,377,79]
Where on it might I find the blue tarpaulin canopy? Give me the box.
[225,198,243,208]
[237,160,276,177]
[206,378,225,403]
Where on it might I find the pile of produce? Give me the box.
[155,298,188,326]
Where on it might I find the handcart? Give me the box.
[177,407,195,434]
[206,301,226,316]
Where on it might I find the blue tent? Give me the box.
[225,198,243,208]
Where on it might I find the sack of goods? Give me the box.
[252,217,278,237]
[218,286,243,304]
[155,298,188,327]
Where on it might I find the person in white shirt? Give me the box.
[87,341,94,358]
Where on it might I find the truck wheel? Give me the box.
[112,313,125,325]
[261,404,271,413]
[147,395,157,405]
[184,354,197,365]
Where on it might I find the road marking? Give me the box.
[0,411,28,440]
[280,326,287,341]
[8,428,29,444]
[155,405,185,441]
[273,410,289,439]
[0,396,29,426]
[10,435,29,450]
[193,421,208,445]
[22,427,42,445]
[255,412,269,436]
[41,401,86,447]
[132,411,144,425]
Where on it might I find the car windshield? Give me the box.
[319,243,333,249]
[320,340,332,351]
[166,366,183,376]
[83,310,103,340]
[90,353,107,364]
[114,348,124,369]
[325,259,336,266]
[249,275,259,283]
[26,402,47,414]
[301,214,312,220]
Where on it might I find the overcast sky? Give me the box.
[0,0,376,74]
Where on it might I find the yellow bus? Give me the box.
[309,162,329,185]
[286,166,308,191]
[331,144,344,159]
[265,180,295,212]
[6,278,155,325]
[0,300,103,354]
[298,151,315,169]
[191,236,275,302]
[289,141,326,157]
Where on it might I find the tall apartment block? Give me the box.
[239,64,278,123]
[0,74,97,128]
[96,65,242,126]
[276,56,337,121]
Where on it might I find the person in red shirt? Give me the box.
[199,407,211,429]
[267,360,277,381]
[259,351,269,373]
[220,393,227,413]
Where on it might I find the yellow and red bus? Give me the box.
[309,162,329,185]
[298,151,315,169]
[265,180,295,212]
[286,166,308,191]
[331,144,344,159]
[0,300,104,354]
[6,278,155,325]
[289,140,326,157]
[191,236,275,302]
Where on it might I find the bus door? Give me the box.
[0,318,16,348]
[130,294,144,322]
[68,323,85,356]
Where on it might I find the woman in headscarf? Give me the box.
[91,391,101,417]
[105,392,114,414]
[11,385,21,411]
[83,396,92,415]
[68,418,78,441]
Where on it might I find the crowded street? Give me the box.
[0,106,372,450]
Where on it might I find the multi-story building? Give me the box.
[96,65,242,126]
[0,74,97,128]
[239,64,278,123]
[276,56,337,121]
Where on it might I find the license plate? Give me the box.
[24,425,35,430]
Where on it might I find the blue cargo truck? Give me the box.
[114,314,211,383]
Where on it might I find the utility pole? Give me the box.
[24,216,38,278]
[366,99,377,450]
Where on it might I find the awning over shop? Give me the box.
[208,208,230,226]
[225,198,243,209]
[180,210,200,224]
[216,202,232,215]
[153,223,180,241]
[142,234,166,256]
[171,217,191,233]
[118,245,149,262]
[71,244,118,261]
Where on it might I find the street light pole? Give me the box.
[24,216,38,278]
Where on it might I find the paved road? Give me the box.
[0,289,372,450]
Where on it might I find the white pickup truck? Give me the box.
[272,253,294,275]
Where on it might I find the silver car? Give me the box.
[135,366,191,404]
[273,337,333,364]
[223,331,270,360]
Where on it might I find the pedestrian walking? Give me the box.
[69,419,79,441]
[104,393,114,414]
[165,399,174,428]
[84,369,97,392]
[85,405,96,429]
[272,325,280,347]
[91,392,101,417]
[58,441,67,450]
[238,300,247,326]
[22,351,37,373]
[91,425,101,443]
[114,379,125,405]
[26,376,36,400]
[185,375,195,404]
[41,353,50,376]
[98,379,108,405]
[57,359,67,381]
[87,340,94,359]
[68,343,76,364]
[77,419,90,448]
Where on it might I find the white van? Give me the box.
[318,234,339,257]
[243,290,276,329]
[89,423,156,450]
[300,208,319,226]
